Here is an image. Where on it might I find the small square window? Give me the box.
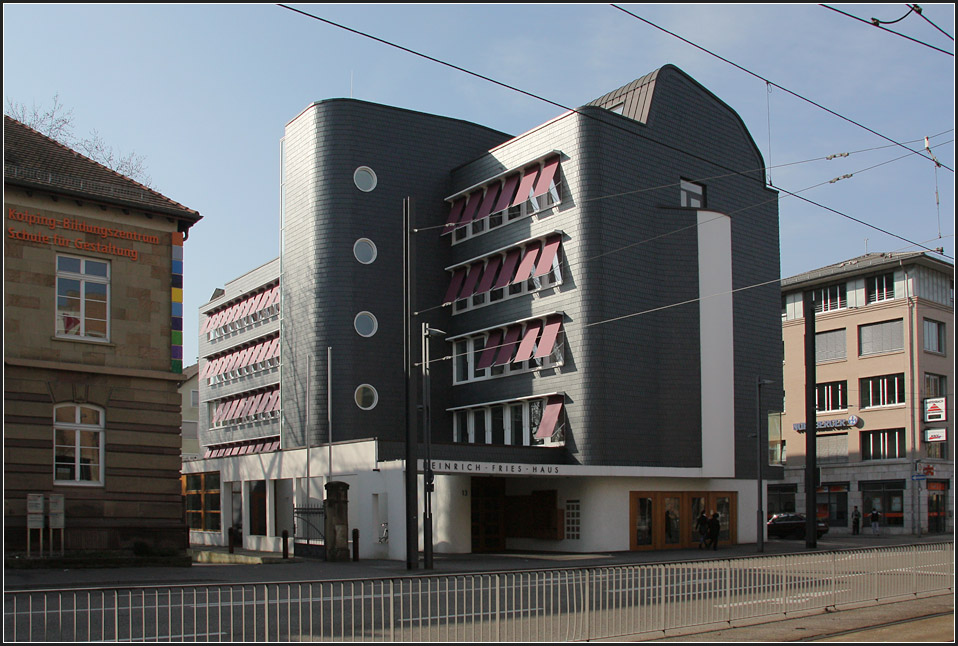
[680,180,705,208]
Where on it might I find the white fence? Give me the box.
[4,542,952,642]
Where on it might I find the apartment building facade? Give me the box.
[183,65,783,557]
[777,252,954,535]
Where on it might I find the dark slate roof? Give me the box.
[3,115,200,226]
[782,251,954,289]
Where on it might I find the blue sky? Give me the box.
[4,4,954,365]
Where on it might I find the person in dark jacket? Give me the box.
[696,511,709,549]
[707,512,721,550]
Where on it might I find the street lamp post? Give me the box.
[421,323,444,570]
[756,376,775,553]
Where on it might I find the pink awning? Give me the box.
[443,197,466,235]
[495,325,522,365]
[475,255,502,295]
[443,268,467,306]
[458,191,482,226]
[474,184,501,222]
[476,330,502,370]
[533,235,561,277]
[459,263,483,300]
[535,315,563,359]
[492,174,520,214]
[513,320,542,363]
[535,395,564,439]
[493,248,521,289]
[532,156,560,198]
[512,167,539,207]
[512,244,540,284]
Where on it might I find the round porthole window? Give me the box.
[355,384,379,410]
[353,238,377,264]
[353,166,377,192]
[354,312,378,337]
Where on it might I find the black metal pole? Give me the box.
[403,198,419,570]
[804,290,817,549]
[422,322,434,570]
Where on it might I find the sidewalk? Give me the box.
[5,535,952,642]
[5,533,952,589]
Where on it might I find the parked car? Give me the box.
[766,513,829,539]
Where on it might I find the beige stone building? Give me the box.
[776,252,953,535]
[4,116,201,553]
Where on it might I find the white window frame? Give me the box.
[451,323,564,385]
[451,164,563,245]
[816,381,848,413]
[53,403,105,486]
[451,396,564,447]
[814,283,847,313]
[55,255,110,341]
[866,272,895,303]
[861,373,906,409]
[452,244,563,315]
[861,428,906,461]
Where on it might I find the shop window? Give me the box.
[56,255,110,340]
[861,480,905,526]
[817,483,849,527]
[53,403,104,485]
[184,472,221,532]
[767,484,797,516]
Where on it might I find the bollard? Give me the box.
[228,527,235,554]
[282,530,289,559]
[352,528,359,561]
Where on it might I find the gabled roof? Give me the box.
[3,115,201,227]
[782,251,954,289]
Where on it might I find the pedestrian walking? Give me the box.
[695,511,708,549]
[707,512,721,550]
[870,509,881,536]
[851,506,861,535]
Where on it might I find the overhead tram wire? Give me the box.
[277,3,952,260]
[416,131,954,236]
[612,4,953,172]
[911,4,955,41]
[821,4,955,54]
[277,1,953,335]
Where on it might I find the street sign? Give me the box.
[911,474,927,481]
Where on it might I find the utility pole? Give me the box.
[403,198,419,570]
[804,290,818,549]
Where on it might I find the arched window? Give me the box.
[53,404,105,485]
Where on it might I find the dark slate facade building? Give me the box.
[184,65,783,557]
